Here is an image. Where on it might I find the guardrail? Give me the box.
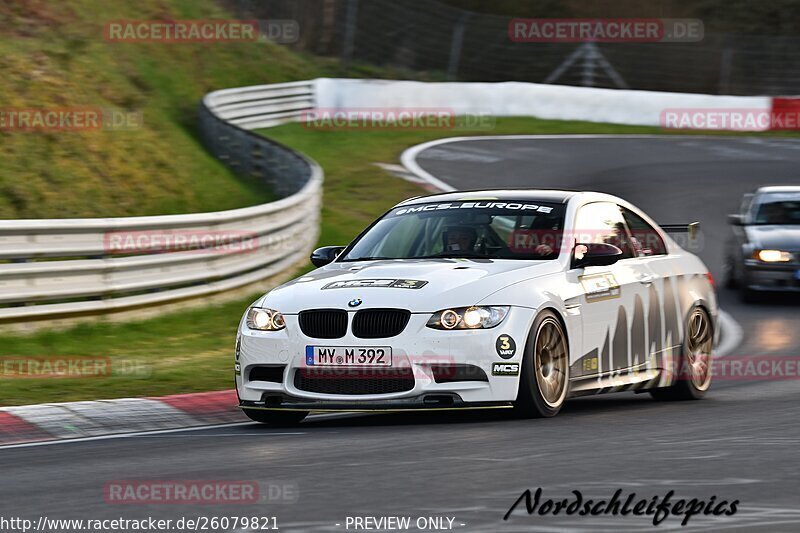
[0,81,321,327]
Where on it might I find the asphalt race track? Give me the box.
[2,136,800,532]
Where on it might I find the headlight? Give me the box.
[427,306,509,330]
[754,250,793,263]
[245,307,286,331]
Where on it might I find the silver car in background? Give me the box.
[725,186,800,301]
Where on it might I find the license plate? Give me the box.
[306,346,392,367]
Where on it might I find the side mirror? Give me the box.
[727,214,744,226]
[310,246,346,267]
[572,243,624,269]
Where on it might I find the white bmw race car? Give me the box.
[236,190,718,424]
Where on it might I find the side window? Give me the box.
[621,207,667,257]
[574,202,636,259]
[741,193,756,222]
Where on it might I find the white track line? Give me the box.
[717,309,744,358]
[400,133,794,194]
[399,136,697,191]
[0,412,357,451]
[399,138,458,192]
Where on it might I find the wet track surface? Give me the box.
[2,135,800,532]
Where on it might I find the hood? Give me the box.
[745,225,800,251]
[260,259,562,313]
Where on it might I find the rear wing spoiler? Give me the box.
[659,222,701,251]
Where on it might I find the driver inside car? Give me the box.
[443,225,478,252]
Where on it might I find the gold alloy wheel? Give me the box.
[686,308,713,391]
[534,317,569,408]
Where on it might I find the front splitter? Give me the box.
[239,395,513,413]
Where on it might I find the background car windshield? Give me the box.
[341,200,565,261]
[752,193,800,225]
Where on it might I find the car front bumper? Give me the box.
[239,398,513,412]
[742,260,800,291]
[235,307,536,410]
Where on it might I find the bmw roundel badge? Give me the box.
[348,298,363,308]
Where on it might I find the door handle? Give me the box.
[637,274,656,285]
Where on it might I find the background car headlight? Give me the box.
[427,306,509,330]
[245,307,286,331]
[754,250,793,263]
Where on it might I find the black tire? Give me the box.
[723,258,738,289]
[243,409,308,426]
[734,267,760,303]
[650,307,713,401]
[739,286,759,304]
[514,310,570,418]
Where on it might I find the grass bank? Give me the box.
[0,0,336,218]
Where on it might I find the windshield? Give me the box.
[340,200,566,261]
[752,193,800,225]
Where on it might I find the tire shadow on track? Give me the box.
[241,393,686,430]
[722,289,800,307]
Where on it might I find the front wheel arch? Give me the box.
[515,305,572,395]
[651,303,714,401]
[514,308,571,418]
[522,306,571,363]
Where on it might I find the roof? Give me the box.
[756,186,800,194]
[396,189,580,206]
